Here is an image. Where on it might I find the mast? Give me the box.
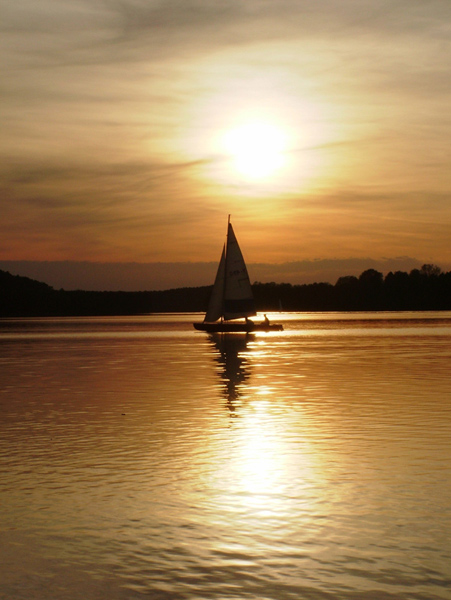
[225,214,230,272]
[227,214,231,263]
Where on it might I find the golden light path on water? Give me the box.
[199,331,334,563]
[230,345,316,505]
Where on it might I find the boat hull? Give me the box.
[193,321,283,332]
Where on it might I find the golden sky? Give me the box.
[2,0,450,288]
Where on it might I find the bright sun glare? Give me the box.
[223,121,287,180]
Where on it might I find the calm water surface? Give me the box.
[1,312,450,599]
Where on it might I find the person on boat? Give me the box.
[245,316,254,329]
[263,314,270,326]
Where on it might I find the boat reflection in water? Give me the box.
[208,333,254,413]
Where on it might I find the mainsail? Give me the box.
[204,221,256,323]
[223,222,256,320]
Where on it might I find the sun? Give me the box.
[223,121,287,180]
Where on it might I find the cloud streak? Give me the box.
[1,257,434,292]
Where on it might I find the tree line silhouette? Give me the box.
[1,264,450,317]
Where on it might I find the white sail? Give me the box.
[194,218,283,332]
[223,223,256,321]
[204,245,225,322]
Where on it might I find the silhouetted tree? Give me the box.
[334,276,360,310]
[358,269,384,309]
[359,269,383,286]
[384,271,411,309]
[420,264,442,277]
[336,275,359,287]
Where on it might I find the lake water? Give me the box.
[1,312,450,600]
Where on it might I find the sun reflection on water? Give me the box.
[235,402,281,497]
[207,332,318,525]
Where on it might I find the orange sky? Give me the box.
[2,0,450,288]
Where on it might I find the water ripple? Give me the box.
[1,313,450,599]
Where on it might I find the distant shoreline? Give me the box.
[1,266,451,317]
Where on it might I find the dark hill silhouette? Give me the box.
[0,269,211,317]
[1,265,450,317]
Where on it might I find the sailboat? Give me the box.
[193,217,283,332]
